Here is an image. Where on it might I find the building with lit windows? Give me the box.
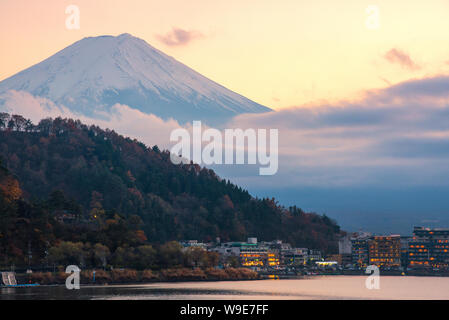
[266,252,280,267]
[281,248,308,266]
[261,240,291,267]
[209,238,267,267]
[226,238,268,267]
[368,235,401,268]
[203,238,326,269]
[351,237,369,268]
[308,249,322,262]
[409,227,449,269]
[400,236,412,269]
[326,254,352,266]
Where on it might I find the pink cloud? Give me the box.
[384,48,420,70]
[156,28,204,47]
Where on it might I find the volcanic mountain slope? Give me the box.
[0,33,271,125]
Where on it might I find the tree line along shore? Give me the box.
[16,267,259,285]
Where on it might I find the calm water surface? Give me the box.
[1,276,449,300]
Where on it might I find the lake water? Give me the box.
[1,276,449,300]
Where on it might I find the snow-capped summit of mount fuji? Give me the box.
[0,33,271,124]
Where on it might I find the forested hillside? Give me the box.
[0,113,341,267]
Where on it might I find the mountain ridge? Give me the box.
[0,112,340,255]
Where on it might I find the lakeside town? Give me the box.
[181,226,449,277]
[4,225,449,287]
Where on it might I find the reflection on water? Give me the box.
[0,285,271,300]
[2,276,449,300]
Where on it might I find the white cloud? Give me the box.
[3,73,449,190]
[223,75,449,187]
[0,90,182,150]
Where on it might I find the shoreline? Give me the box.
[10,267,260,286]
[7,270,449,288]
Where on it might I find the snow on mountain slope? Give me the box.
[0,33,271,125]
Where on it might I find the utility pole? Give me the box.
[27,241,32,283]
[28,241,32,270]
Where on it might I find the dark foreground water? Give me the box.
[2,276,449,300]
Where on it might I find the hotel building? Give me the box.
[368,235,401,267]
[409,227,449,269]
[351,237,369,268]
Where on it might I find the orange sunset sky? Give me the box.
[1,0,449,110]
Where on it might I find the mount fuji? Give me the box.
[0,33,271,125]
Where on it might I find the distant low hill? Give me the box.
[0,113,341,261]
